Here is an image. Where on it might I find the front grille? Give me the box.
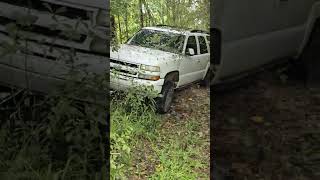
[0,0,90,20]
[110,59,139,68]
[110,59,139,77]
[110,66,137,75]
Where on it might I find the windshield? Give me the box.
[128,29,185,54]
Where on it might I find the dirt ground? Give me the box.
[214,64,320,180]
[164,84,210,177]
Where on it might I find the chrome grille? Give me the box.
[110,59,139,77]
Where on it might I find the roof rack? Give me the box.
[155,24,175,28]
[154,24,189,32]
[190,29,209,34]
[154,25,209,34]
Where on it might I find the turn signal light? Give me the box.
[138,74,160,81]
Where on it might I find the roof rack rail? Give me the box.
[155,24,178,28]
[190,29,209,34]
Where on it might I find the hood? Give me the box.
[110,44,179,66]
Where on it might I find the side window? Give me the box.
[185,36,197,55]
[198,36,208,54]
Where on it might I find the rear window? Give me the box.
[198,36,208,54]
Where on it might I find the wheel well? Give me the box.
[164,71,179,84]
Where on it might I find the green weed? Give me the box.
[111,85,209,179]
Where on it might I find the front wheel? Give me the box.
[156,81,175,114]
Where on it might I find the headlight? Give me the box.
[96,9,108,27]
[140,65,160,72]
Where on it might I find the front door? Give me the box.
[177,35,202,86]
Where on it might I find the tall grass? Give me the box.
[110,85,209,179]
[0,74,108,180]
[110,86,160,179]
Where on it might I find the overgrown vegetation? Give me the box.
[110,86,159,178]
[0,75,108,179]
[110,85,209,179]
[0,2,108,179]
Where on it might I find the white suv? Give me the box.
[110,26,210,113]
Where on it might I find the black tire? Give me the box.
[156,81,175,114]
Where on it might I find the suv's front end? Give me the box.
[110,56,164,94]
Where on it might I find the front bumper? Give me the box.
[110,74,164,94]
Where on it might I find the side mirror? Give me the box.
[187,48,195,56]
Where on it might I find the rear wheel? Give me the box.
[156,81,175,114]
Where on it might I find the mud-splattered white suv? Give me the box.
[110,26,210,113]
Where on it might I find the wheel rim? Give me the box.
[164,87,174,112]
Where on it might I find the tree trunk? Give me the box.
[172,0,176,25]
[142,0,153,26]
[111,15,116,39]
[139,0,144,28]
[125,3,129,40]
[160,1,165,24]
[117,14,122,44]
[166,0,170,25]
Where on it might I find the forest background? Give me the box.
[111,0,210,44]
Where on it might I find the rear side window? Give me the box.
[185,36,198,54]
[198,36,208,54]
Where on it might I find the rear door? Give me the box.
[196,35,210,79]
